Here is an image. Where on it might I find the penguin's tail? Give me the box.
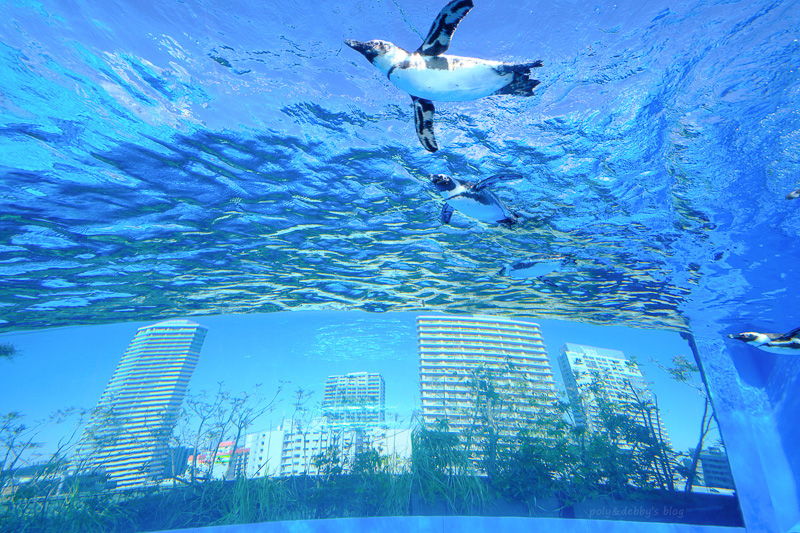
[493,61,543,96]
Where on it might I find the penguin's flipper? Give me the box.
[416,0,474,57]
[474,172,524,190]
[540,278,558,289]
[412,96,438,152]
[441,203,455,224]
[777,325,800,340]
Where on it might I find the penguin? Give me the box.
[728,326,800,355]
[345,0,542,152]
[431,172,520,226]
[499,256,577,280]
[787,188,800,200]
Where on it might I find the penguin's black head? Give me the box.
[562,254,579,266]
[431,174,456,193]
[344,39,394,64]
[728,332,765,345]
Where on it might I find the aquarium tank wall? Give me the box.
[0,0,798,532]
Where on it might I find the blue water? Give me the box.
[1,0,796,333]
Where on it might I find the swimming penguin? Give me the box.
[499,256,577,279]
[431,172,520,226]
[728,326,800,355]
[787,188,800,200]
[345,0,542,152]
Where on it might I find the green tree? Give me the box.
[0,343,17,361]
[493,397,580,509]
[223,383,283,481]
[565,370,676,497]
[183,383,231,483]
[411,416,487,514]
[654,354,717,492]
[1,408,92,529]
[312,438,344,481]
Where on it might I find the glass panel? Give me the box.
[0,312,743,529]
[1,0,796,530]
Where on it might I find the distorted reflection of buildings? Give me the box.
[162,446,192,480]
[558,343,671,446]
[243,421,411,478]
[686,446,736,491]
[322,372,386,426]
[75,319,207,488]
[1,463,113,498]
[242,372,410,478]
[187,441,250,481]
[417,314,559,436]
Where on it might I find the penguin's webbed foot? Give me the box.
[494,62,543,97]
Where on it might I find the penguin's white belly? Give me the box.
[508,261,563,279]
[760,342,800,355]
[390,56,510,102]
[447,195,507,222]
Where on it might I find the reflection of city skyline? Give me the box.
[323,372,386,426]
[559,343,672,446]
[76,319,207,488]
[2,312,732,493]
[417,314,558,435]
[240,371,410,479]
[231,314,732,491]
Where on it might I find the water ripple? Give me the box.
[1,0,799,332]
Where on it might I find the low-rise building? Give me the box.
[244,419,411,477]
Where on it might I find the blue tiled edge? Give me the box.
[159,516,745,533]
[690,327,800,533]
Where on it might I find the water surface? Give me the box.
[1,0,797,333]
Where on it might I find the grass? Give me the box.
[0,471,743,532]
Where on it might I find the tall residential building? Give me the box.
[558,343,670,445]
[417,314,558,436]
[322,372,386,426]
[697,446,736,490]
[78,319,207,488]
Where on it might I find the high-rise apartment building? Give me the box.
[417,314,558,436]
[77,319,207,488]
[558,343,670,445]
[322,372,385,426]
[698,446,736,490]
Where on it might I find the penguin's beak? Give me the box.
[344,39,368,54]
[344,39,378,63]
